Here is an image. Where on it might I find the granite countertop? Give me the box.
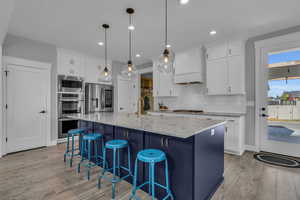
[148,110,245,117]
[67,112,226,139]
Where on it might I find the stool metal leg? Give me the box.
[97,147,106,189]
[86,140,92,180]
[129,158,139,200]
[64,134,70,163]
[70,134,75,167]
[112,148,117,199]
[77,139,85,173]
[163,159,174,200]
[151,162,155,200]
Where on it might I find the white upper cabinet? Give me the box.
[153,61,178,97]
[84,56,112,84]
[206,43,228,60]
[205,40,245,95]
[206,58,228,95]
[57,49,84,77]
[174,47,204,83]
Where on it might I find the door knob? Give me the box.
[261,114,269,117]
[39,110,46,114]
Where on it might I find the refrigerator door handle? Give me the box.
[101,88,105,110]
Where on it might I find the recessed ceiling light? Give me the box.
[209,30,217,35]
[179,0,189,5]
[128,24,135,31]
[136,54,141,58]
[166,44,171,48]
[98,42,104,46]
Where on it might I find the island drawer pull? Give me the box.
[165,138,169,147]
[160,138,164,147]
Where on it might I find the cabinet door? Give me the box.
[114,127,144,185]
[206,58,228,95]
[228,41,243,57]
[224,120,238,153]
[206,43,227,60]
[144,133,193,200]
[58,50,84,76]
[159,72,173,97]
[227,55,245,94]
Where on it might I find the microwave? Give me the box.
[58,75,84,93]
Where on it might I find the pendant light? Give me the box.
[121,8,137,79]
[101,24,112,81]
[158,0,175,74]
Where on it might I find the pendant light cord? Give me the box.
[129,14,132,61]
[165,0,168,47]
[104,27,108,67]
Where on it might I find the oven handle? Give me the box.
[101,88,105,109]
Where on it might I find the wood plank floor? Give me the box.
[0,144,299,200]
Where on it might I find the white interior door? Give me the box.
[256,36,300,157]
[117,76,134,113]
[6,64,48,153]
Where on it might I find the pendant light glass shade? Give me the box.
[101,24,112,81]
[158,47,175,73]
[120,8,137,79]
[158,0,174,74]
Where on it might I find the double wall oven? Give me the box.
[58,75,84,139]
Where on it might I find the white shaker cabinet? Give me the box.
[57,49,84,77]
[206,58,228,95]
[153,61,178,97]
[206,40,245,95]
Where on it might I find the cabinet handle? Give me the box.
[165,138,169,148]
[123,130,126,137]
[127,131,129,138]
[211,129,215,136]
[160,138,164,147]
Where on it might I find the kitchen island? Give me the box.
[67,112,226,200]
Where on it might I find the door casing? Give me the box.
[1,56,51,157]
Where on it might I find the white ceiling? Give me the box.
[7,0,300,64]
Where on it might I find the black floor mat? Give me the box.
[254,152,300,168]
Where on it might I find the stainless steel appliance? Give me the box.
[58,75,84,93]
[57,75,84,139]
[85,83,113,113]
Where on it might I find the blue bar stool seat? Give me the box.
[64,128,87,167]
[77,133,106,180]
[98,139,133,199]
[130,149,174,200]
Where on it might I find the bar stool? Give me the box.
[130,149,174,200]
[97,139,133,199]
[77,133,105,180]
[64,128,87,167]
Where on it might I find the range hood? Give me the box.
[173,47,204,84]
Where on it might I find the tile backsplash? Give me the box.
[155,84,246,114]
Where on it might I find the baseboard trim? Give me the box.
[48,140,57,146]
[245,145,259,152]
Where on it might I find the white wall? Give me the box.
[2,34,58,142]
[0,0,14,43]
[156,84,246,114]
[0,45,3,157]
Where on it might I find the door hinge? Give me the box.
[5,104,8,109]
[6,137,8,143]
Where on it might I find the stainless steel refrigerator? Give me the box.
[85,83,113,113]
